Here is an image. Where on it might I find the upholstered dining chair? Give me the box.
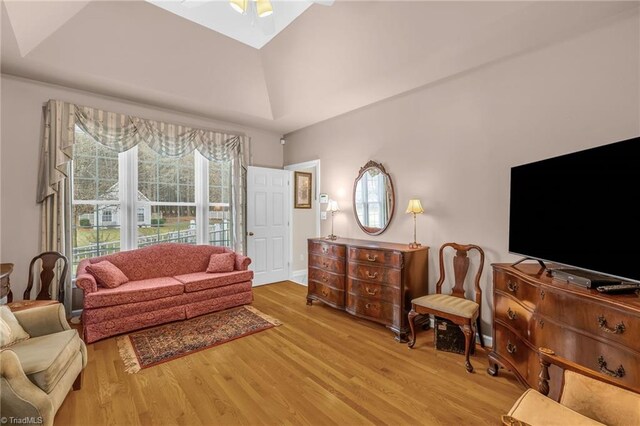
[23,252,68,302]
[408,242,485,372]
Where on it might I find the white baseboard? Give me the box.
[290,269,308,286]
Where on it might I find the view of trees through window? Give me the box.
[71,127,232,271]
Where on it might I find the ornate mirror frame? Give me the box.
[352,160,395,236]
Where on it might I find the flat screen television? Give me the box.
[509,136,640,283]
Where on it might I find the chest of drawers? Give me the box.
[488,263,640,398]
[307,238,429,342]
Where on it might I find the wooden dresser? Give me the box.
[488,263,640,397]
[306,237,429,342]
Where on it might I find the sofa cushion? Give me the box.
[86,260,129,289]
[1,305,30,348]
[206,253,235,273]
[508,389,603,426]
[175,270,254,293]
[10,329,81,393]
[83,277,184,308]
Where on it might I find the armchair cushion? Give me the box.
[1,306,30,347]
[560,370,640,426]
[86,260,129,289]
[206,253,235,273]
[411,294,479,318]
[9,329,82,393]
[508,389,603,426]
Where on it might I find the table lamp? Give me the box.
[327,200,340,240]
[406,199,424,249]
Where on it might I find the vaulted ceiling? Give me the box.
[2,1,638,134]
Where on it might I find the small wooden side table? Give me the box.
[7,299,59,312]
[1,263,14,303]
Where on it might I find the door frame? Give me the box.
[284,159,321,285]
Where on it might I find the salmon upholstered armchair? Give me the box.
[502,348,640,426]
[1,304,87,426]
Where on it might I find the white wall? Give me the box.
[283,15,640,331]
[0,75,283,301]
[291,167,318,274]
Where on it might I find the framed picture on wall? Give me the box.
[294,172,312,209]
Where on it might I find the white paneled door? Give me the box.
[247,167,290,286]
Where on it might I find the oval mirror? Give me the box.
[353,161,395,235]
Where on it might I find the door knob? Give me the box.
[248,232,254,236]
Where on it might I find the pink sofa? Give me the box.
[76,243,253,343]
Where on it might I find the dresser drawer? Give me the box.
[309,267,345,290]
[494,270,540,308]
[308,281,345,308]
[347,278,400,304]
[494,293,533,339]
[348,247,402,268]
[346,295,399,325]
[494,321,535,382]
[308,241,346,258]
[530,315,640,389]
[347,263,401,287]
[309,254,346,275]
[538,288,640,353]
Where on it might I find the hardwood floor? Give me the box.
[56,281,523,425]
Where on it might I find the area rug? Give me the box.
[116,305,281,373]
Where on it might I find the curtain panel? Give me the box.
[37,100,249,270]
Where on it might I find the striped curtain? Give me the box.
[37,100,249,272]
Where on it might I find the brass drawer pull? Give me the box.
[322,275,329,282]
[322,246,328,254]
[366,271,378,279]
[365,303,377,309]
[322,261,329,268]
[366,254,378,262]
[321,289,329,297]
[597,356,625,378]
[506,341,517,354]
[540,289,545,300]
[507,281,518,292]
[507,307,517,321]
[597,315,625,334]
[365,287,378,296]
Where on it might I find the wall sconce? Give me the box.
[326,200,340,240]
[406,199,424,249]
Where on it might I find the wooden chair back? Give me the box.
[435,242,485,307]
[24,251,68,302]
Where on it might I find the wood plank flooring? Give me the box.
[56,281,523,425]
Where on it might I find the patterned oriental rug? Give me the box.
[116,306,281,373]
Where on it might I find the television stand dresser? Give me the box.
[306,237,429,342]
[488,263,640,398]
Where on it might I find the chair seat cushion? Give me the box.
[84,277,184,308]
[175,271,254,293]
[9,329,82,393]
[411,294,479,318]
[508,389,604,426]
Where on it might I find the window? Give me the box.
[71,127,232,271]
[72,128,121,271]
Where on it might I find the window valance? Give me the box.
[37,99,249,203]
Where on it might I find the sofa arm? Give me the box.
[0,349,54,426]
[75,259,97,294]
[235,254,251,271]
[14,304,71,338]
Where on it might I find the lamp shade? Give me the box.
[229,0,247,14]
[327,200,340,212]
[406,199,424,214]
[255,0,273,17]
